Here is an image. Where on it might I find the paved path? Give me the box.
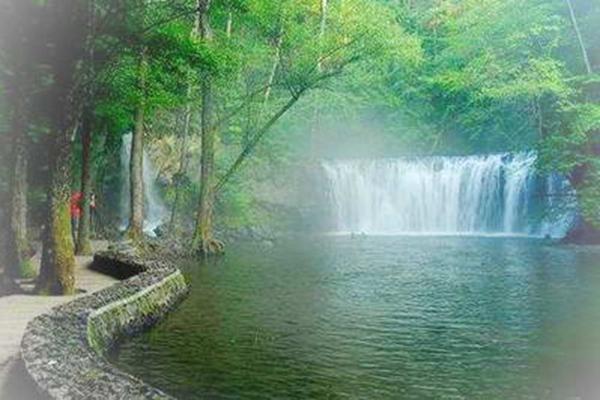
[0,244,118,400]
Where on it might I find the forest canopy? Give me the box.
[0,0,598,293]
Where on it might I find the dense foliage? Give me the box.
[0,0,598,293]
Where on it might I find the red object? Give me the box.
[70,192,83,218]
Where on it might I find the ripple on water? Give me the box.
[112,236,600,399]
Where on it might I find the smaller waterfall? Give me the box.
[322,152,575,238]
[120,132,168,236]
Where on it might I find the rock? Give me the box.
[562,218,600,245]
[21,249,189,399]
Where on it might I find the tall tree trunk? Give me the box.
[194,79,221,254]
[6,80,30,281]
[76,111,93,255]
[76,0,97,255]
[192,0,223,254]
[565,0,592,75]
[170,8,202,229]
[36,0,84,295]
[127,49,147,240]
[36,125,76,295]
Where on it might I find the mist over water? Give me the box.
[322,152,575,238]
[119,132,168,235]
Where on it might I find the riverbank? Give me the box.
[0,241,117,400]
[19,245,188,399]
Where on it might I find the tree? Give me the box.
[565,0,592,75]
[87,0,203,241]
[76,0,100,255]
[0,0,44,288]
[6,79,29,279]
[76,109,95,254]
[385,0,599,242]
[35,0,88,295]
[188,0,421,253]
[127,48,148,240]
[192,0,224,254]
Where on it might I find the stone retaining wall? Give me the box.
[20,252,189,400]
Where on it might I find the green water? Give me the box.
[113,236,600,399]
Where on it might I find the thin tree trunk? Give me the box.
[76,111,93,254]
[92,128,109,236]
[565,0,592,75]
[194,78,220,253]
[263,31,283,103]
[6,80,29,281]
[8,128,29,277]
[170,8,202,228]
[534,97,544,139]
[127,49,147,240]
[0,166,19,293]
[226,11,232,38]
[319,0,328,39]
[311,0,328,156]
[169,109,191,228]
[241,31,282,148]
[76,0,97,255]
[193,0,223,254]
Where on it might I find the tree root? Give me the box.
[198,237,225,255]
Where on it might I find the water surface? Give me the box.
[113,236,600,399]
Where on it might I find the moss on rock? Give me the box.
[22,250,188,399]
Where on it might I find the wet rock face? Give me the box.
[21,250,189,400]
[562,219,600,245]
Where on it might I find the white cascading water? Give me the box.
[322,152,574,238]
[120,132,168,236]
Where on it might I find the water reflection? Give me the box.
[113,237,600,399]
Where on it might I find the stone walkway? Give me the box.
[0,243,118,400]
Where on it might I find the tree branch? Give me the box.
[214,89,306,192]
[213,49,361,192]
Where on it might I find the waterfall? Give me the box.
[322,152,575,238]
[120,132,168,236]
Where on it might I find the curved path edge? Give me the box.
[20,251,189,400]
